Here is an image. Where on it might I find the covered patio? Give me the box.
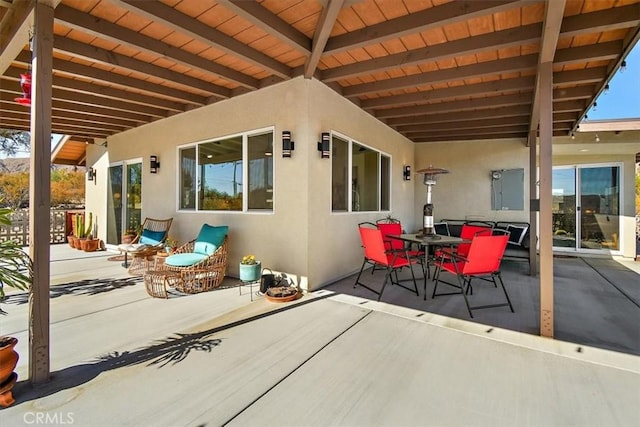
[1,0,639,387]
[0,244,638,424]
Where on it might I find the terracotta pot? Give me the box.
[67,235,76,248]
[82,238,100,252]
[121,233,136,245]
[74,237,85,250]
[0,336,19,407]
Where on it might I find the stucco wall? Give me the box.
[414,139,531,230]
[88,77,415,290]
[306,79,415,288]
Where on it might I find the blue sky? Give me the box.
[586,42,640,120]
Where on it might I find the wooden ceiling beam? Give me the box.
[375,92,533,119]
[110,0,292,80]
[43,85,171,118]
[3,66,188,113]
[218,0,311,54]
[385,105,533,126]
[4,89,154,123]
[14,50,207,105]
[304,0,344,79]
[344,41,617,98]
[553,100,586,113]
[0,0,33,75]
[54,4,253,92]
[323,23,542,82]
[53,36,216,105]
[344,54,538,97]
[0,117,109,138]
[411,132,528,143]
[559,4,640,37]
[323,0,527,55]
[322,0,638,81]
[407,124,530,139]
[397,112,577,133]
[553,40,621,66]
[362,76,536,110]
[0,110,127,133]
[0,99,136,127]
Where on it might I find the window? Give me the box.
[179,129,273,212]
[331,133,391,212]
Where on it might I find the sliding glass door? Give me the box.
[106,160,142,245]
[552,164,621,252]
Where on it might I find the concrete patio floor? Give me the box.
[0,244,639,426]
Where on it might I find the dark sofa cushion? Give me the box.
[506,224,529,246]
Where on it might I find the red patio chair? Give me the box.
[376,222,427,278]
[432,234,513,318]
[354,223,419,301]
[431,224,492,284]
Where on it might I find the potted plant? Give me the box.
[239,254,261,282]
[164,236,179,254]
[121,218,139,244]
[0,204,32,407]
[81,217,100,252]
[73,212,93,250]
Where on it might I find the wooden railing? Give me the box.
[0,209,81,245]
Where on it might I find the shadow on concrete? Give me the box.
[2,276,142,307]
[11,292,332,406]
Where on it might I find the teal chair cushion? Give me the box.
[165,253,208,267]
[194,224,228,255]
[139,229,165,246]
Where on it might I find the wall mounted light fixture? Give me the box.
[150,155,160,173]
[87,167,96,181]
[317,132,330,158]
[282,130,294,158]
[403,165,411,181]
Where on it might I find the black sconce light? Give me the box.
[403,165,411,181]
[317,132,330,159]
[282,130,294,158]
[87,167,95,181]
[150,155,160,174]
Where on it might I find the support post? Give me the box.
[528,131,538,277]
[28,1,54,384]
[538,61,554,338]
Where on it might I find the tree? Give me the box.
[0,129,30,157]
[0,172,29,210]
[0,169,85,209]
[51,169,85,206]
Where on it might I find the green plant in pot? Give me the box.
[239,254,261,282]
[0,204,32,407]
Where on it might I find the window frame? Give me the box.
[176,126,275,214]
[330,130,392,214]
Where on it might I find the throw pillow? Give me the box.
[194,224,228,255]
[506,224,528,246]
[139,229,165,245]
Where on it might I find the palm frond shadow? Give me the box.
[13,328,223,405]
[12,292,333,406]
[2,276,141,307]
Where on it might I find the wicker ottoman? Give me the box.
[143,270,182,299]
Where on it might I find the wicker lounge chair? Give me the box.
[118,217,173,275]
[164,224,229,293]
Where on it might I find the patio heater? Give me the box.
[417,166,449,238]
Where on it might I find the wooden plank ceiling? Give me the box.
[0,0,639,163]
